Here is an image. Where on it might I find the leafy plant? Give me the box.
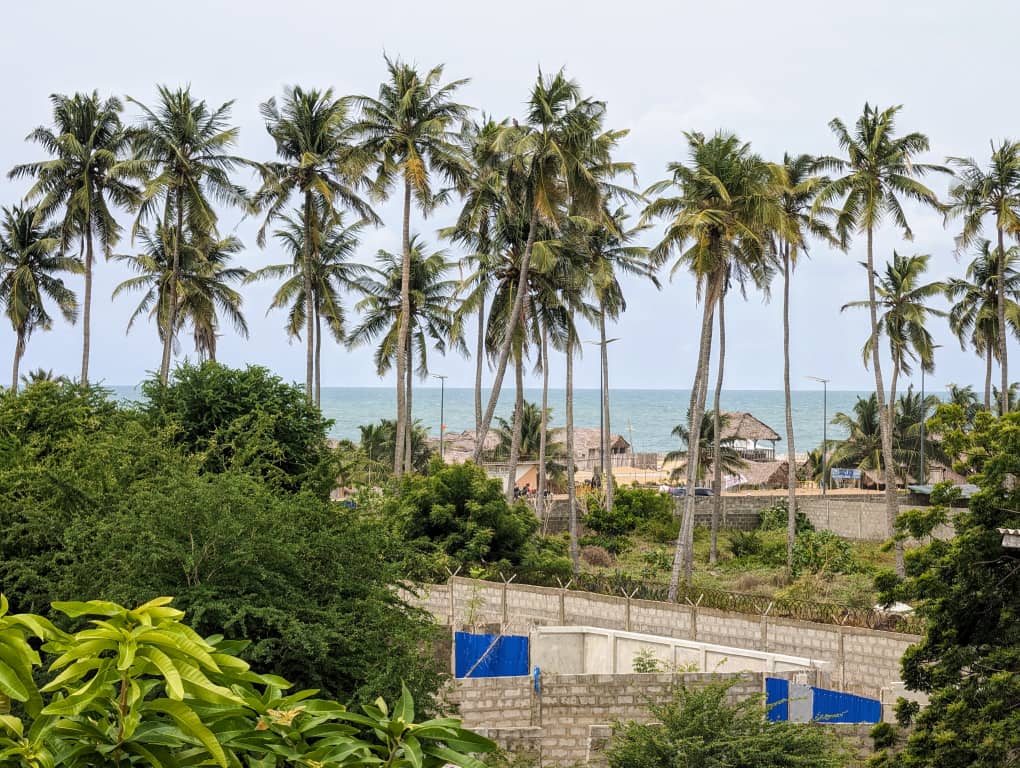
[757,499,813,534]
[791,530,860,577]
[631,648,661,673]
[0,595,495,767]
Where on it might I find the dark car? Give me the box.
[668,486,714,498]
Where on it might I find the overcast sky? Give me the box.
[1,0,1017,393]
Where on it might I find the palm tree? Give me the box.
[248,207,367,404]
[945,383,980,426]
[19,368,68,387]
[8,91,139,384]
[772,152,834,570]
[993,382,1019,414]
[581,208,655,519]
[112,222,249,361]
[348,236,466,440]
[471,70,613,465]
[814,104,946,575]
[129,86,250,385]
[643,131,776,596]
[829,394,885,479]
[254,85,378,402]
[0,205,80,390]
[664,411,747,484]
[350,56,470,476]
[947,140,1020,415]
[894,386,947,480]
[945,240,1020,409]
[842,252,946,413]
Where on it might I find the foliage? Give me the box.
[877,407,1020,767]
[142,361,337,493]
[359,419,433,476]
[387,461,540,574]
[663,409,746,483]
[584,487,674,537]
[791,530,860,577]
[580,545,614,567]
[605,679,849,768]
[0,595,494,768]
[757,499,813,534]
[631,648,661,673]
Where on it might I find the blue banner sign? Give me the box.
[830,468,862,480]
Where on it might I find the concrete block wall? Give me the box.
[448,675,535,728]
[406,578,921,700]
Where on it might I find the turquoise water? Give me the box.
[111,385,937,456]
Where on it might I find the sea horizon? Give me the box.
[109,385,947,456]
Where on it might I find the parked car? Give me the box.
[667,486,714,498]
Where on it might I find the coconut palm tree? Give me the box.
[993,382,1019,414]
[357,419,432,475]
[112,222,248,362]
[945,383,980,426]
[8,92,140,384]
[472,70,614,465]
[350,56,470,476]
[945,240,1020,409]
[248,206,367,404]
[128,86,250,385]
[253,85,378,402]
[643,131,776,596]
[828,394,885,479]
[348,236,466,439]
[664,411,747,484]
[842,252,946,415]
[814,104,946,575]
[771,153,835,570]
[947,140,1020,415]
[0,205,80,390]
[894,386,947,480]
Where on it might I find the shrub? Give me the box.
[791,529,860,576]
[757,499,813,533]
[581,545,615,567]
[579,533,629,555]
[635,514,681,544]
[728,530,763,558]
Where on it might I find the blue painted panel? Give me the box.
[454,632,529,678]
[811,687,881,724]
[765,677,789,722]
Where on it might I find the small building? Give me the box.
[999,528,1020,549]
[719,411,782,461]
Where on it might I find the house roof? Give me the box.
[730,459,789,489]
[550,427,629,459]
[719,411,781,443]
[907,483,980,499]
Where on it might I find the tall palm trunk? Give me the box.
[565,337,580,576]
[404,331,413,472]
[866,227,904,576]
[506,352,525,503]
[782,245,797,573]
[12,328,26,392]
[81,226,93,384]
[599,303,614,516]
[314,308,322,407]
[537,321,549,519]
[394,179,413,475]
[669,274,720,600]
[710,287,726,565]
[985,343,993,411]
[475,293,485,438]
[473,210,538,462]
[160,186,185,386]
[997,227,1009,415]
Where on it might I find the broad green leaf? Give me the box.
[138,646,184,700]
[145,630,221,673]
[0,660,30,702]
[422,743,492,768]
[51,600,122,618]
[0,715,22,737]
[403,732,423,768]
[144,699,228,768]
[395,682,414,724]
[117,637,138,671]
[39,657,104,692]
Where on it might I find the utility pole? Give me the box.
[433,374,448,461]
[807,376,830,495]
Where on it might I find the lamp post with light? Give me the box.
[807,376,830,495]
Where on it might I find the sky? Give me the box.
[1,0,1018,394]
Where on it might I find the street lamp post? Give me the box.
[807,376,830,495]
[432,374,448,460]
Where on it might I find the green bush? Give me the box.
[579,533,630,555]
[729,530,763,558]
[791,529,860,576]
[585,487,675,538]
[757,499,813,533]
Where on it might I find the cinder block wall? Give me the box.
[409,578,919,699]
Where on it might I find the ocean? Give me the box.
[110,385,932,457]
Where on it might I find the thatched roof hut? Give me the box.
[719,411,781,443]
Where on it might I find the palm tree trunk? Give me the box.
[537,321,549,519]
[475,292,486,439]
[404,331,413,472]
[161,186,185,386]
[566,337,580,576]
[985,343,993,411]
[12,327,26,393]
[866,227,903,576]
[506,351,525,503]
[394,179,413,476]
[473,209,538,463]
[668,274,720,601]
[783,245,797,574]
[998,227,1009,415]
[81,228,93,385]
[710,286,726,566]
[315,308,322,407]
[599,303,614,517]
